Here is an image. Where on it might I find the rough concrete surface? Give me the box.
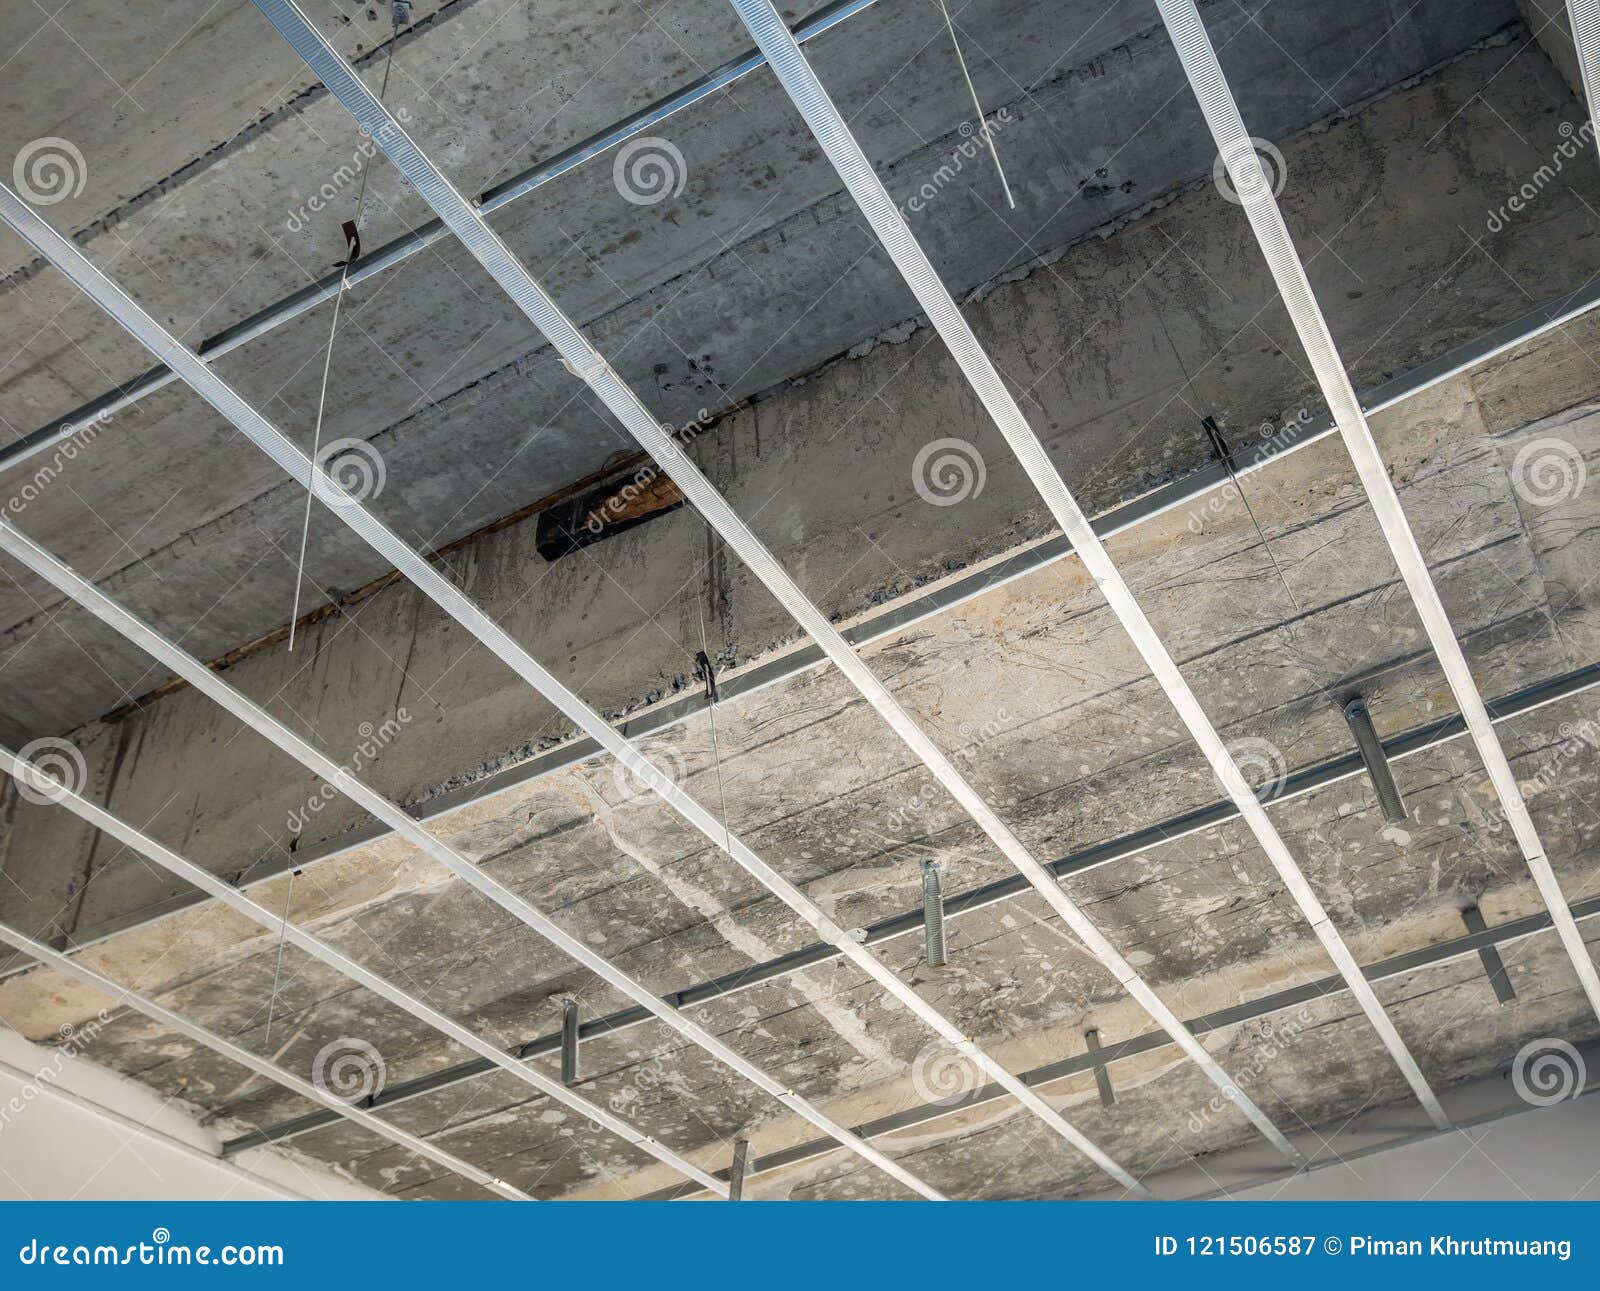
[3,1,1600,1200]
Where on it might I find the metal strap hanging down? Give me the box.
[1155,0,1600,1028]
[228,654,1600,1155]
[0,917,530,1200]
[246,0,1300,1170]
[723,0,1449,1130]
[0,188,1120,1201]
[0,743,723,1197]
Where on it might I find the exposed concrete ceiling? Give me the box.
[0,0,1523,741]
[3,0,1600,1200]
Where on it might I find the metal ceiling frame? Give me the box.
[0,0,1587,1196]
[0,0,884,480]
[1154,0,1600,1027]
[0,507,940,1201]
[3,270,1593,986]
[0,918,532,1200]
[249,0,1302,1171]
[0,741,725,1198]
[1568,1,1600,160]
[724,0,1448,1128]
[0,184,1153,1199]
[643,896,1600,1199]
[226,656,1600,1154]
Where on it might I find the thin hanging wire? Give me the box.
[937,0,1014,210]
[263,869,296,1045]
[1161,315,1300,613]
[697,605,735,864]
[1220,448,1300,614]
[289,11,404,649]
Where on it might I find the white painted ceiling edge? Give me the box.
[0,1026,382,1201]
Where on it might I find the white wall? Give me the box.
[0,1027,381,1201]
[1233,1093,1600,1201]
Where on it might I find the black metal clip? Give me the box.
[694,650,719,703]
[1202,414,1233,468]
[335,219,361,270]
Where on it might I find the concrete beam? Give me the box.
[1519,1,1586,100]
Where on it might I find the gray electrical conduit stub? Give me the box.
[641,897,1600,1199]
[245,0,1156,1194]
[217,655,1600,1155]
[0,743,727,1197]
[0,183,962,1202]
[0,506,932,1200]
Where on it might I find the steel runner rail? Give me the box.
[1154,0,1600,1027]
[0,918,532,1200]
[0,177,1138,1196]
[0,0,885,481]
[0,742,725,1197]
[250,0,1301,1171]
[725,0,1448,1128]
[1,274,1593,985]
[224,657,1600,1154]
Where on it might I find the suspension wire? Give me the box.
[936,0,1014,209]
[1205,416,1302,615]
[289,7,405,649]
[262,868,296,1045]
[697,602,735,866]
[1161,309,1300,615]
